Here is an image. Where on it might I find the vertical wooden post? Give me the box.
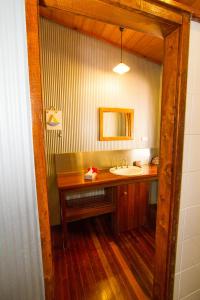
[25,0,54,299]
[154,15,190,300]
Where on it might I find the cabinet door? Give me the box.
[116,182,150,233]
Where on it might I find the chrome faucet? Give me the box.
[120,159,128,168]
[121,159,126,168]
[112,158,119,169]
[112,158,128,169]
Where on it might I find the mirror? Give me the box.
[99,107,134,141]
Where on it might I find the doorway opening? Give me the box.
[25,1,190,299]
[40,13,161,298]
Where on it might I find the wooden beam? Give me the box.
[39,0,181,38]
[25,0,54,299]
[101,0,182,24]
[39,5,163,64]
[152,0,200,21]
[154,13,190,300]
[152,0,193,13]
[154,29,180,300]
[166,13,190,300]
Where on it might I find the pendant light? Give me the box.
[113,27,130,74]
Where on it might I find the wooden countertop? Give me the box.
[57,165,158,191]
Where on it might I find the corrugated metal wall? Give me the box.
[40,18,162,224]
[0,1,44,299]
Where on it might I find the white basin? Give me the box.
[109,166,143,176]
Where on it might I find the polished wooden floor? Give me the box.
[52,216,155,300]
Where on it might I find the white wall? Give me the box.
[40,18,162,224]
[0,1,44,299]
[174,21,200,300]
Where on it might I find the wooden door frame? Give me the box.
[25,1,54,299]
[25,1,190,299]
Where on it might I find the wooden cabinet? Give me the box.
[62,188,115,222]
[57,166,158,246]
[60,187,116,246]
[114,182,150,233]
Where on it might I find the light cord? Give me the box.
[121,28,122,62]
[120,27,124,63]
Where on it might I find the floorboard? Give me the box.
[52,216,155,300]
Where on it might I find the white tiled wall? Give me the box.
[174,21,200,300]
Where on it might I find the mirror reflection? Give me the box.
[99,108,134,141]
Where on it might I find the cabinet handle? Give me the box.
[123,191,128,195]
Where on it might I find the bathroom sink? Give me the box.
[109,166,143,176]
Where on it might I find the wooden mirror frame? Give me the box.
[25,1,191,299]
[99,107,134,141]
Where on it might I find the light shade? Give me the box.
[113,62,130,74]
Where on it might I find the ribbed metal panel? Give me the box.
[0,1,44,299]
[40,18,161,224]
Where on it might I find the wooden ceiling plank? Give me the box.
[126,32,146,49]
[152,0,200,20]
[40,6,163,64]
[148,0,192,13]
[40,6,74,29]
[73,14,85,30]
[145,51,163,64]
[123,45,162,64]
[141,38,164,61]
[193,0,200,9]
[132,35,155,52]
[91,21,106,36]
[122,29,137,44]
[107,27,121,44]
[176,0,200,20]
[39,0,180,38]
[103,0,182,24]
[82,18,95,33]
[101,23,118,41]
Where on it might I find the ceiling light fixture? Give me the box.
[113,27,130,75]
